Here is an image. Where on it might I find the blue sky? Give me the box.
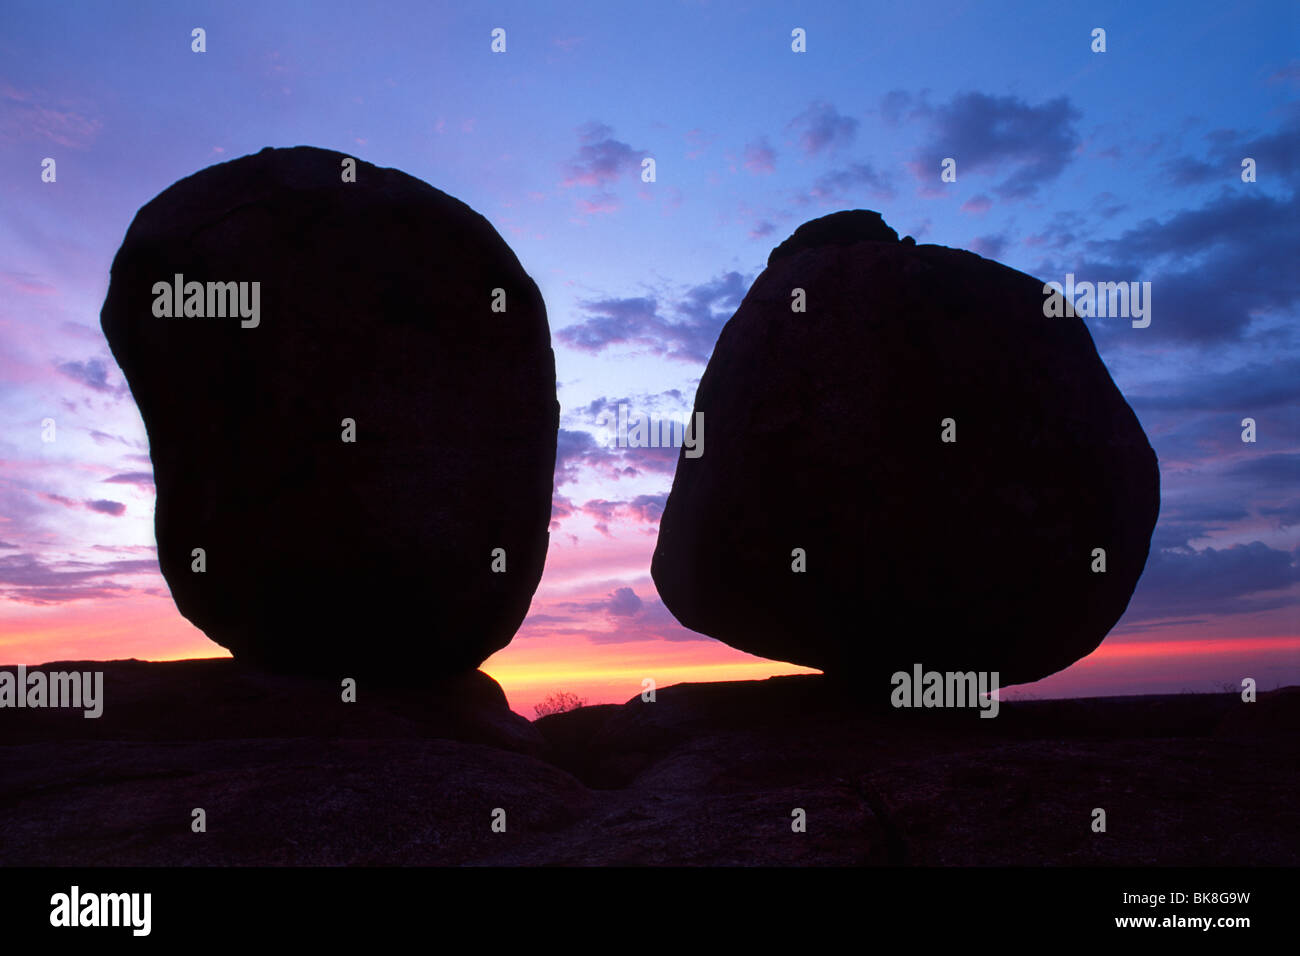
[1,0,1297,705]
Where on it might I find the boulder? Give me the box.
[100,146,558,679]
[651,210,1159,687]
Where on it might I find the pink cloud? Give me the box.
[576,192,620,216]
[685,128,713,160]
[0,271,56,296]
[743,137,776,174]
[0,85,101,149]
[36,491,126,517]
[562,122,643,188]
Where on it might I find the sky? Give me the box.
[0,0,1297,716]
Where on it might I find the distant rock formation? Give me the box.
[101,146,558,679]
[4,666,1292,865]
[652,210,1160,687]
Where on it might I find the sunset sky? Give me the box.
[1,0,1296,716]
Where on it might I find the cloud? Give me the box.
[1075,186,1299,345]
[743,137,776,173]
[1150,496,1253,552]
[1092,192,1127,219]
[555,587,706,644]
[684,128,713,159]
[0,552,158,604]
[1267,60,1300,85]
[880,89,920,127]
[969,234,1008,258]
[901,91,1081,198]
[1224,452,1300,485]
[576,191,620,216]
[1260,500,1300,529]
[0,84,101,149]
[1160,110,1300,188]
[551,412,688,493]
[1159,157,1223,187]
[623,493,667,523]
[788,101,858,155]
[574,494,669,535]
[558,296,659,351]
[37,492,79,509]
[604,586,642,616]
[588,595,703,644]
[54,357,122,395]
[960,194,993,215]
[580,498,621,537]
[88,430,138,447]
[562,121,644,188]
[1128,358,1300,413]
[567,388,690,434]
[1022,210,1087,252]
[0,271,56,295]
[552,426,678,489]
[103,472,155,491]
[557,270,749,363]
[1151,520,1245,553]
[35,492,126,517]
[554,428,626,486]
[1122,541,1300,622]
[799,163,895,205]
[550,494,575,528]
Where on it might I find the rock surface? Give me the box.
[767,208,899,264]
[1,663,1294,866]
[652,210,1160,687]
[100,147,558,678]
[0,659,544,754]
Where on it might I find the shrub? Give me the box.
[534,691,587,718]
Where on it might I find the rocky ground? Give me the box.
[1,660,1295,866]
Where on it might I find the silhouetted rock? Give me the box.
[5,670,1293,865]
[652,210,1160,687]
[1214,686,1300,739]
[525,678,1298,866]
[100,147,558,679]
[767,208,898,265]
[0,659,544,754]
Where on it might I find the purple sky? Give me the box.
[1,0,1297,707]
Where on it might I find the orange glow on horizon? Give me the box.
[1088,635,1300,659]
[3,591,1296,719]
